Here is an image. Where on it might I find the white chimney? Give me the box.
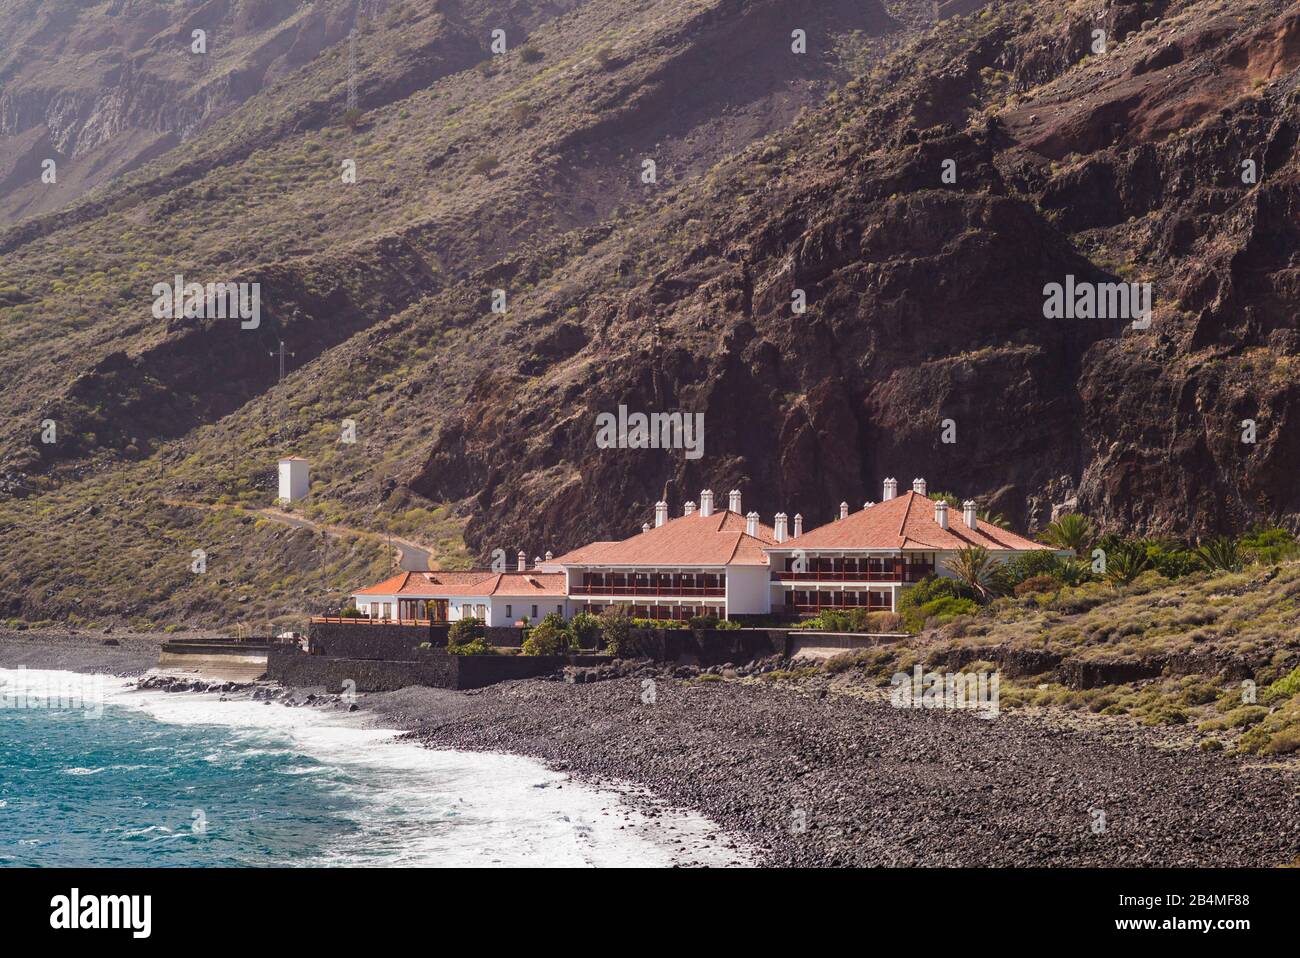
[864,501,875,510]
[655,501,668,527]
[963,500,978,531]
[883,478,898,501]
[912,478,927,496]
[517,550,527,571]
[699,489,714,517]
[839,501,849,520]
[794,513,803,538]
[935,500,948,530]
[545,550,553,561]
[745,511,759,537]
[774,513,788,543]
[729,489,742,514]
[642,522,650,534]
[533,555,542,567]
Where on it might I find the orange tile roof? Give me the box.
[553,510,776,567]
[354,572,411,596]
[353,570,566,597]
[546,542,618,565]
[775,492,1051,552]
[490,572,567,596]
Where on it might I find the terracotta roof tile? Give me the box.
[353,569,567,598]
[776,492,1051,552]
[555,510,776,567]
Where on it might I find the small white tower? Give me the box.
[278,457,309,503]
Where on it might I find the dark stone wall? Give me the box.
[267,645,565,691]
[620,628,788,666]
[484,626,525,647]
[307,621,449,658]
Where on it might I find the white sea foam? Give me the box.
[2,668,751,868]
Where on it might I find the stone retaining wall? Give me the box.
[266,645,565,691]
[621,628,788,666]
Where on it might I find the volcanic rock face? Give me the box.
[414,0,1300,552]
[2,0,1300,596]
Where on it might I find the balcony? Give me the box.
[570,584,725,597]
[773,564,934,584]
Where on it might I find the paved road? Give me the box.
[163,499,436,571]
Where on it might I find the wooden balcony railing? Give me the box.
[570,585,725,597]
[310,616,443,626]
[773,565,934,584]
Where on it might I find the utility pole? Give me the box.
[268,340,295,383]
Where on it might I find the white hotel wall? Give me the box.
[724,565,772,615]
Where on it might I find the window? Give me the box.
[477,604,486,619]
[556,605,563,615]
[506,605,512,618]
[531,605,538,618]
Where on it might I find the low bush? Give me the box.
[448,617,484,647]
[570,612,601,649]
[597,607,632,655]
[918,596,979,627]
[1014,575,1059,596]
[447,638,495,656]
[521,612,572,656]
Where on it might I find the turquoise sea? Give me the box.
[0,668,741,868]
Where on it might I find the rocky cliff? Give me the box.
[2,0,1300,624]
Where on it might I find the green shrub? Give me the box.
[1102,541,1152,584]
[570,612,601,649]
[518,44,544,63]
[917,596,979,626]
[469,155,500,176]
[597,606,632,655]
[1262,666,1300,704]
[687,615,720,629]
[1014,574,1059,596]
[1194,536,1243,572]
[1143,542,1199,578]
[898,576,967,630]
[448,616,485,647]
[521,612,573,656]
[447,638,495,656]
[866,611,904,633]
[1239,526,1300,564]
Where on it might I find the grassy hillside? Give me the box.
[809,560,1300,757]
[4,0,1300,631]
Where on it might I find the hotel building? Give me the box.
[347,481,1056,623]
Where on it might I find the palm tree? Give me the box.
[943,545,999,602]
[1102,540,1151,585]
[1041,513,1097,557]
[1195,536,1243,572]
[977,509,1012,530]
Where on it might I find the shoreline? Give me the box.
[4,630,1299,867]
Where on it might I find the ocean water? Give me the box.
[0,669,746,868]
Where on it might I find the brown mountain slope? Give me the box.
[3,0,1300,629]
[416,0,1300,547]
[0,0,913,485]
